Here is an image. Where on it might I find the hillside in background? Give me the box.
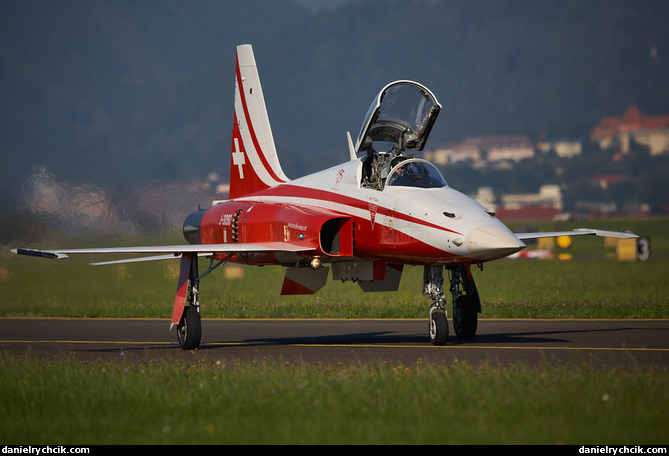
[1,0,668,221]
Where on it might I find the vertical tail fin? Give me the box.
[229,44,289,199]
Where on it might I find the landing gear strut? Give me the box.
[175,253,230,350]
[424,264,481,345]
[424,265,448,345]
[177,253,202,350]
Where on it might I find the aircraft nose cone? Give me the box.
[466,225,526,261]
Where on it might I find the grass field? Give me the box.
[1,353,667,445]
[1,217,667,445]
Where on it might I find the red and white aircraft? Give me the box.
[13,44,637,349]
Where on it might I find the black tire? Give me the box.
[177,306,201,350]
[429,309,449,345]
[453,294,478,339]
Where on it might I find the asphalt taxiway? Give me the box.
[1,318,668,367]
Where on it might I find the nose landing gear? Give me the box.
[424,264,481,345]
[424,265,448,345]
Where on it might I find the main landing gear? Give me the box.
[176,253,228,350]
[176,253,202,350]
[423,264,481,345]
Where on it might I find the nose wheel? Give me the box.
[424,265,449,345]
[429,306,449,345]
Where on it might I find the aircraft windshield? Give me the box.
[386,159,447,189]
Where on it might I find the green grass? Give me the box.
[1,257,668,319]
[0,353,666,445]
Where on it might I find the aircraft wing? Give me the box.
[515,228,638,241]
[11,241,317,265]
[12,240,319,330]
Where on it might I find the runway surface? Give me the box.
[1,318,668,367]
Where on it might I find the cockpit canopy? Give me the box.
[355,81,441,154]
[386,159,447,189]
[357,81,444,191]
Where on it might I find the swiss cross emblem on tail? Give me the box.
[231,117,246,180]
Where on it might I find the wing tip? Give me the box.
[516,229,638,241]
[573,228,638,239]
[11,248,69,260]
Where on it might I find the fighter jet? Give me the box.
[13,44,637,349]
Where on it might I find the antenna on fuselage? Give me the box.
[347,131,356,161]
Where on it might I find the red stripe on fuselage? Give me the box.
[236,184,463,236]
